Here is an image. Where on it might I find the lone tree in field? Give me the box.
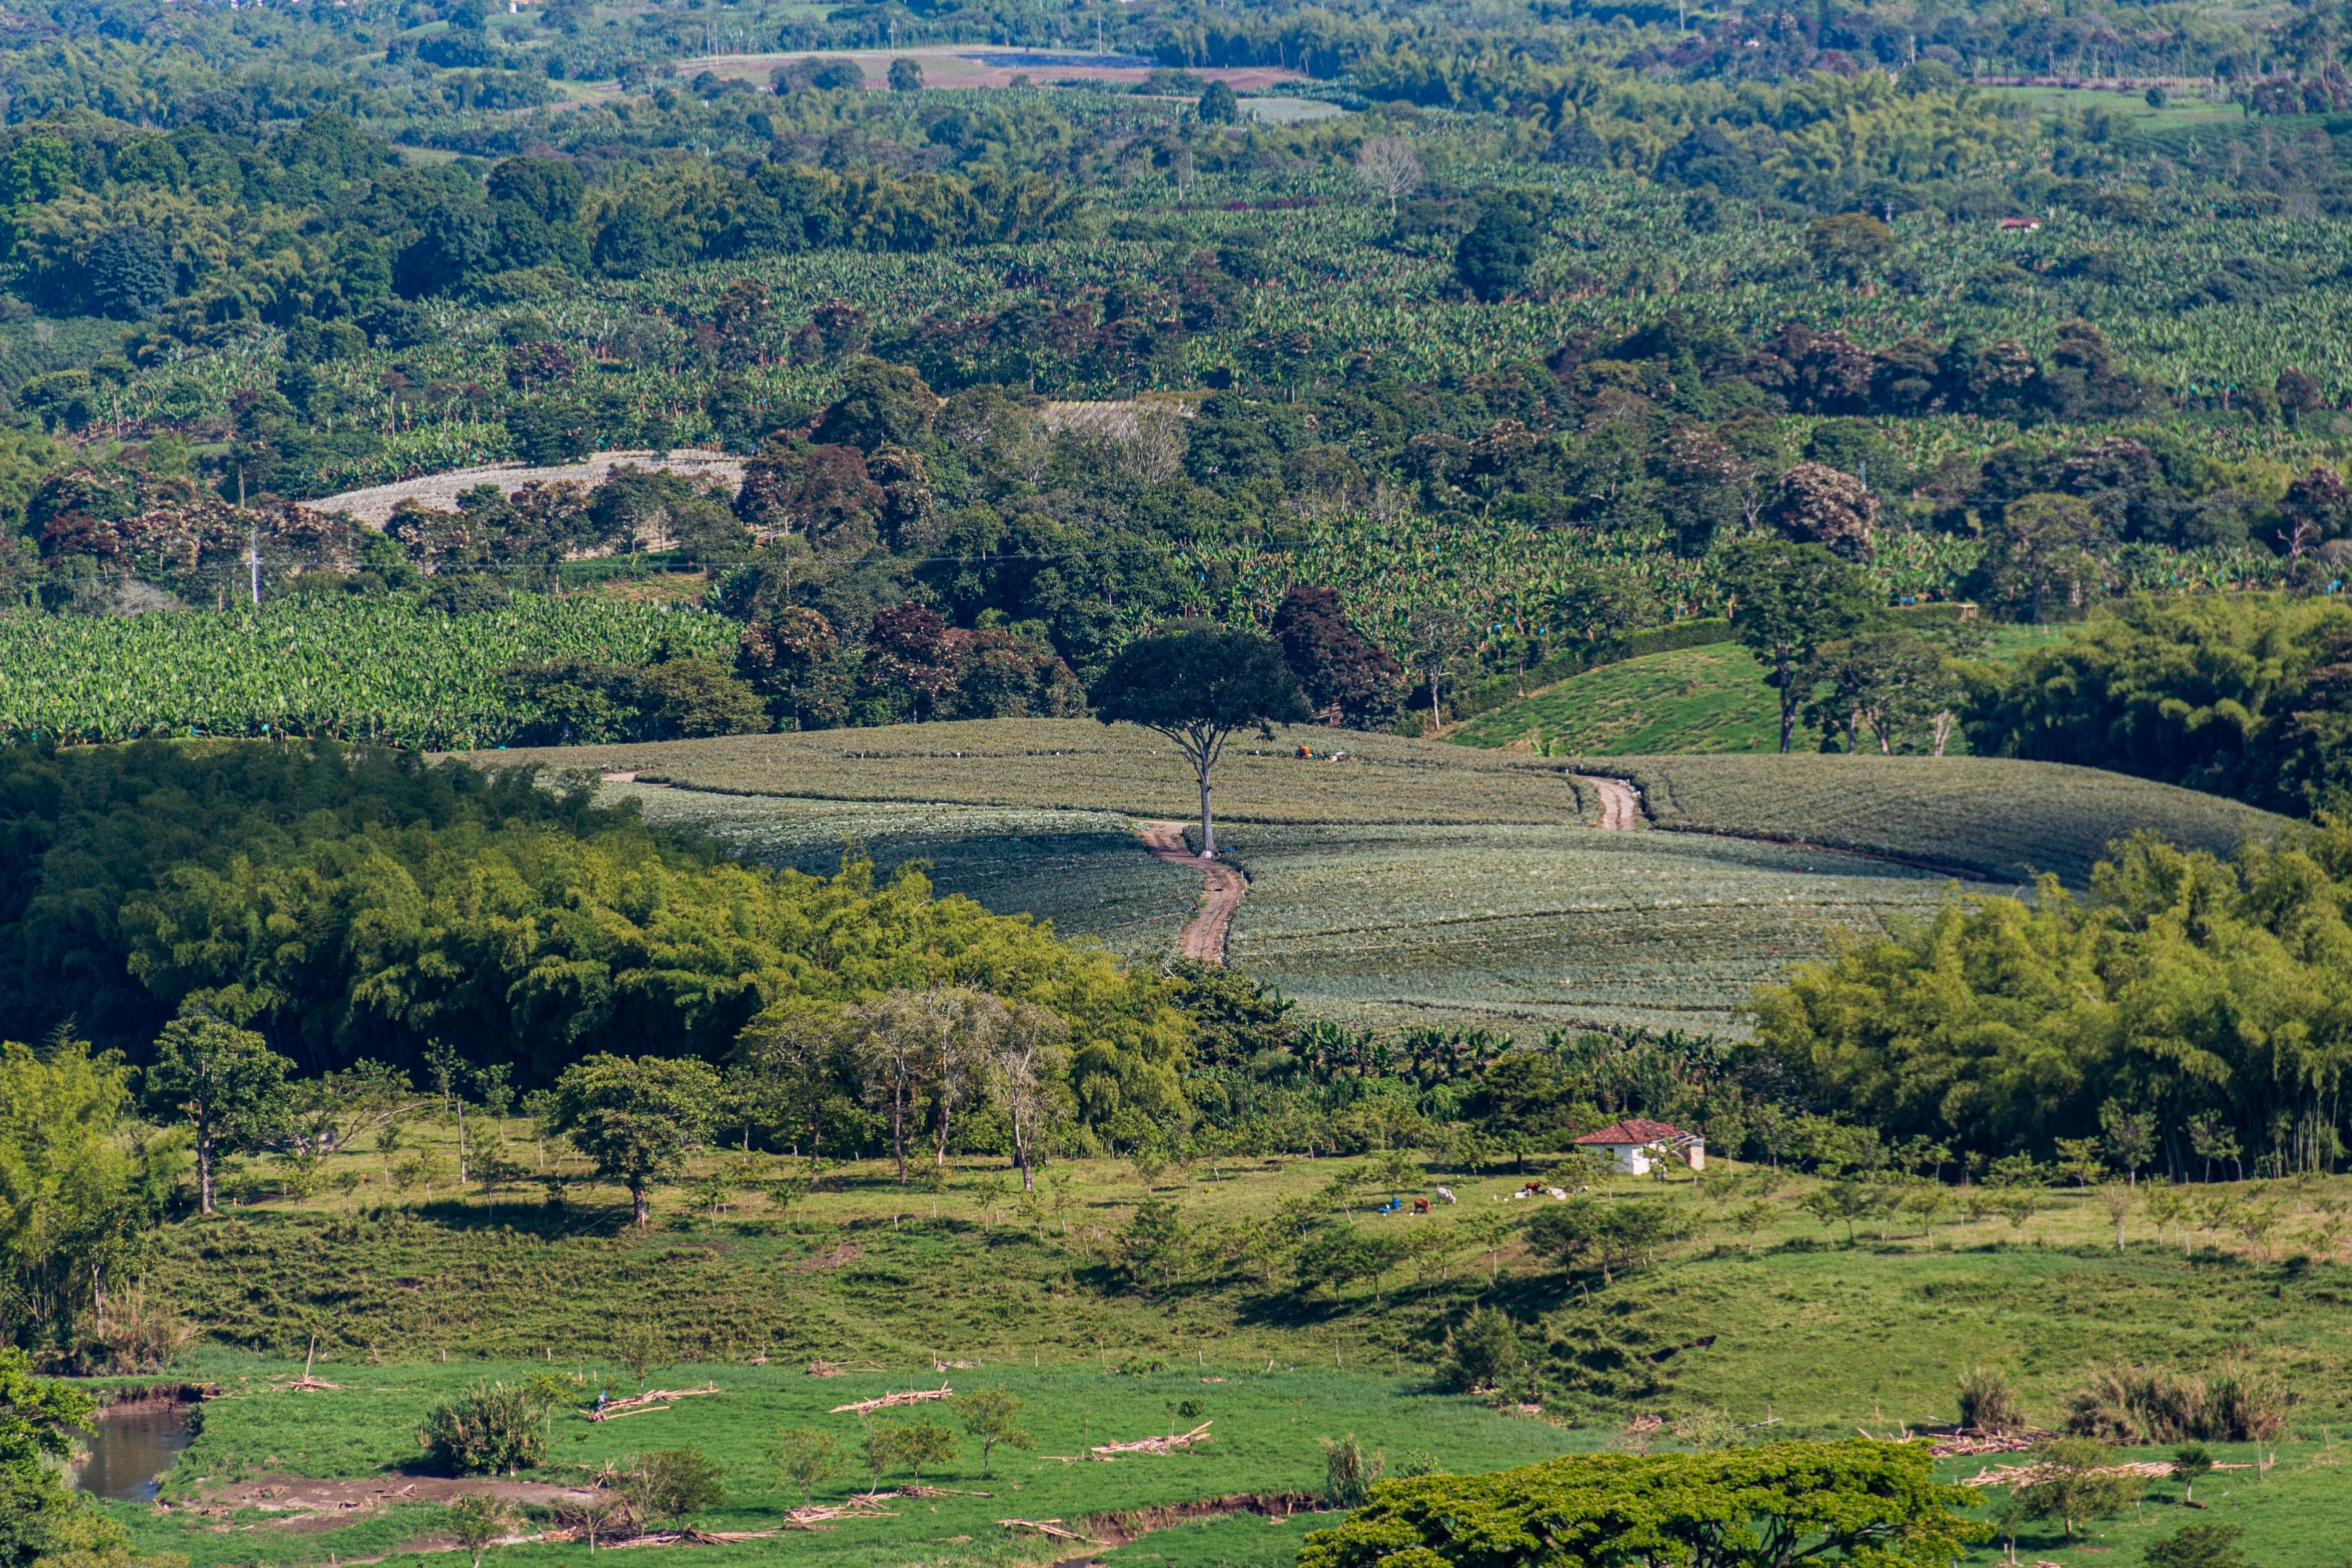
[1091,622,1311,856]
[550,1054,722,1230]
[146,1014,293,1214]
[1716,537,1874,753]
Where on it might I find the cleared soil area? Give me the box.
[314,450,741,524]
[1140,821,1248,962]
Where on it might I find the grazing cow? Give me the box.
[1435,1186,1457,1204]
[1412,1197,1431,1215]
[1547,1187,1568,1199]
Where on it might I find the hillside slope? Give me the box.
[1580,753,2287,885]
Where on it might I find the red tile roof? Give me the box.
[1574,1118,1694,1146]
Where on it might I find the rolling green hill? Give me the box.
[1449,625,2077,758]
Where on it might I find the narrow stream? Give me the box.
[73,1396,197,1504]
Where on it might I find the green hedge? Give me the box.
[1452,618,1736,721]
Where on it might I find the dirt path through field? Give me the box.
[1580,776,1644,829]
[1141,821,1248,964]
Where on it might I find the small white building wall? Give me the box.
[1590,1139,1706,1175]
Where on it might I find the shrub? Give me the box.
[2144,1522,2247,1568]
[1956,1366,2027,1434]
[2018,1438,2141,1540]
[420,1382,551,1476]
[1438,1307,1528,1394]
[622,1448,726,1528]
[2063,1363,2284,1443]
[1320,1433,1385,1509]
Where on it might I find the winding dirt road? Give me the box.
[1141,821,1249,965]
[1580,776,1645,830]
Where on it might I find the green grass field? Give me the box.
[1449,644,1784,756]
[1448,626,2076,757]
[109,1134,2352,1568]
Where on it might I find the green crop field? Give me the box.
[1210,823,1953,1035]
[1586,753,2289,885]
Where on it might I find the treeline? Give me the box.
[1751,820,2352,1182]
[0,107,1082,349]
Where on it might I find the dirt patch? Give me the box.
[1579,776,1644,830]
[795,1241,863,1271]
[1139,822,1248,964]
[167,1472,600,1528]
[1078,1492,1324,1547]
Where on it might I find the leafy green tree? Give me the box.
[866,1417,958,1488]
[1716,538,1875,753]
[1119,1197,1189,1289]
[0,1345,113,1568]
[446,1493,516,1568]
[86,225,174,320]
[1438,1306,1528,1393]
[1294,1441,1986,1568]
[812,358,939,452]
[1197,81,1240,123]
[953,1387,1032,1478]
[625,1448,726,1528]
[550,1055,722,1230]
[1803,212,1895,285]
[1456,205,1537,302]
[2019,1438,2141,1540]
[0,1033,164,1337]
[887,58,924,91]
[1091,622,1311,854]
[768,1427,844,1505]
[2170,1444,2213,1504]
[1980,493,2108,623]
[145,1014,292,1215]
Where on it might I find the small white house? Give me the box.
[1574,1118,1704,1176]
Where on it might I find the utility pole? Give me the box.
[249,520,261,606]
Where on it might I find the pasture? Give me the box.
[116,1138,2352,1568]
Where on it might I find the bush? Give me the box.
[623,1447,726,1528]
[1319,1432,1385,1509]
[1438,1307,1528,1394]
[1956,1366,2027,1434]
[420,1381,551,1476]
[2063,1363,2285,1443]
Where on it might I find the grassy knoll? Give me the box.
[1448,625,2076,756]
[1449,643,1783,756]
[1207,823,1951,1035]
[1583,753,2287,885]
[120,1138,2352,1568]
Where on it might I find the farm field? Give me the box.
[1209,823,1955,1035]
[474,720,1608,827]
[607,784,1204,958]
[111,1135,2352,1568]
[1587,753,2289,885]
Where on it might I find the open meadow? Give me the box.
[98,1128,2352,1568]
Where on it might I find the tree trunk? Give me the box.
[457,1099,468,1184]
[1777,650,1797,752]
[198,1122,216,1215]
[1198,764,1216,856]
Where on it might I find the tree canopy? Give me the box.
[1091,622,1311,854]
